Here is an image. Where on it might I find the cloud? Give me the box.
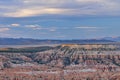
[0,33,11,37]
[25,24,57,32]
[0,24,20,28]
[49,28,56,32]
[0,0,120,17]
[25,24,42,30]
[75,26,97,29]
[11,23,20,27]
[4,8,68,17]
[75,26,102,33]
[0,28,10,32]
[56,36,66,38]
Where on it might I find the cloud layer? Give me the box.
[0,0,120,17]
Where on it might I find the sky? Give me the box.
[0,0,120,39]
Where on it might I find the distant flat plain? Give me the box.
[0,44,59,48]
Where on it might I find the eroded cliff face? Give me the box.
[33,44,120,70]
[0,44,120,80]
[0,44,120,69]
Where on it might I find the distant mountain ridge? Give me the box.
[102,36,120,42]
[0,38,115,45]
